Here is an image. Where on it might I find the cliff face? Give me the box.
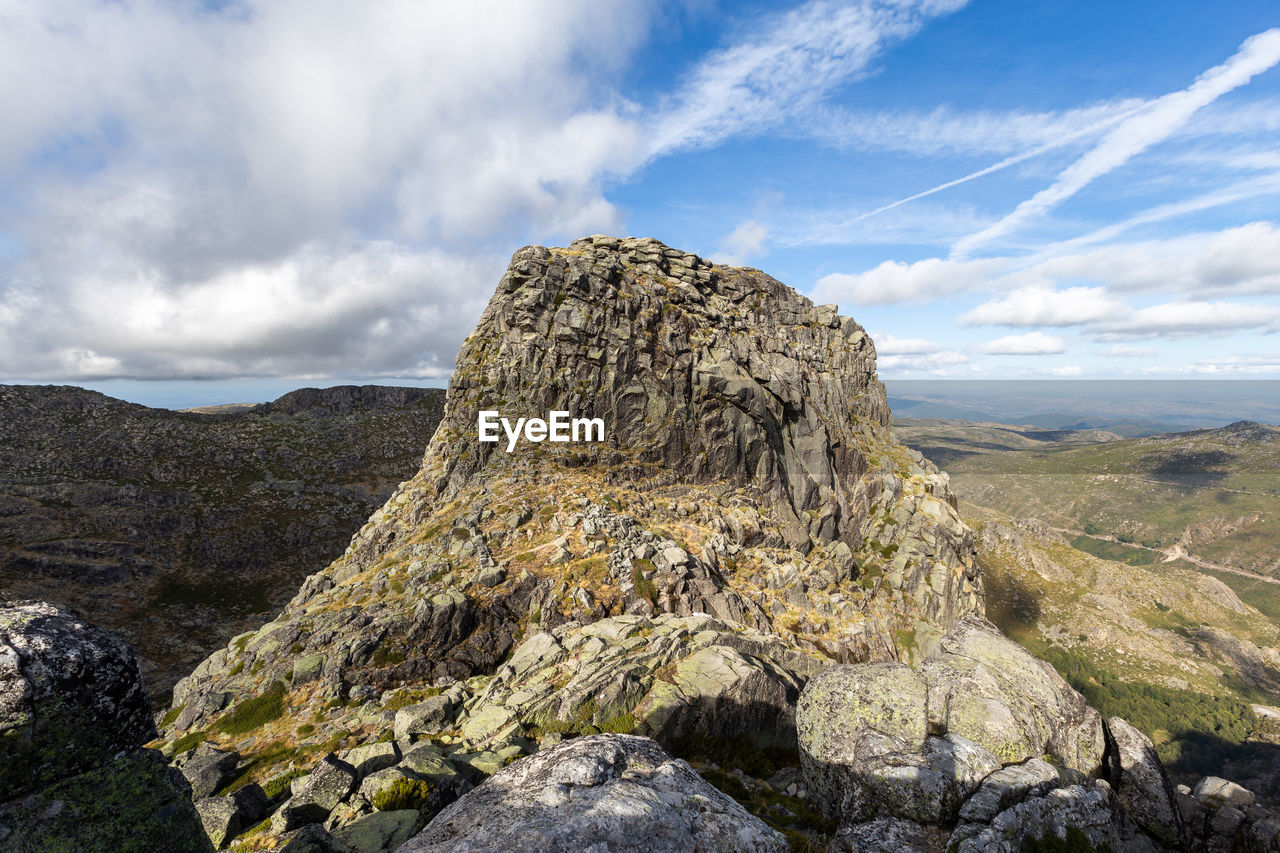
[345,236,979,649]
[159,237,982,849]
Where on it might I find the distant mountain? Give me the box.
[0,384,445,697]
[886,379,1280,436]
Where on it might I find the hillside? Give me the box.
[895,418,1280,803]
[897,419,1280,585]
[0,384,445,695]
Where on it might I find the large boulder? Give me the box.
[920,617,1107,773]
[1108,716,1183,847]
[0,601,210,852]
[398,733,786,852]
[173,744,240,799]
[0,600,156,798]
[798,617,1106,828]
[0,748,213,853]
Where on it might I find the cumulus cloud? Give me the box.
[0,0,667,380]
[816,221,1280,309]
[960,285,1130,327]
[1,240,494,380]
[1094,301,1280,340]
[877,351,970,373]
[873,332,942,354]
[974,331,1067,355]
[712,221,769,265]
[1141,354,1280,375]
[952,28,1280,256]
[811,256,1008,305]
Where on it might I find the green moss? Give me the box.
[261,768,306,801]
[0,749,211,853]
[169,730,207,756]
[159,705,184,728]
[297,723,315,736]
[214,682,286,736]
[1021,826,1115,853]
[371,644,406,667]
[598,713,636,734]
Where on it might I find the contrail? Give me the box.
[951,27,1280,258]
[844,104,1147,224]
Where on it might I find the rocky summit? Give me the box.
[135,237,1277,851]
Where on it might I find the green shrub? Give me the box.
[1040,646,1254,778]
[372,777,435,811]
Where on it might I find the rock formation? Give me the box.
[153,236,980,849]
[0,600,210,852]
[793,615,1280,851]
[399,733,785,852]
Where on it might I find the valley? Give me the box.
[895,416,1280,799]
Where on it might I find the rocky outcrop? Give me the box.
[399,734,786,852]
[797,616,1181,851]
[0,601,210,852]
[156,237,984,849]
[1177,776,1280,851]
[0,383,445,694]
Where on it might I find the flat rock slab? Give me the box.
[399,733,785,852]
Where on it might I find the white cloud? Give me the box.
[1042,365,1083,376]
[816,221,1280,309]
[712,221,769,265]
[0,1,653,380]
[807,100,1145,157]
[873,332,941,354]
[648,0,969,157]
[0,0,976,383]
[1101,344,1156,357]
[975,331,1067,355]
[1141,354,1280,375]
[960,285,1130,327]
[878,351,970,372]
[1095,301,1280,340]
[952,28,1280,256]
[1,240,495,380]
[811,256,1008,305]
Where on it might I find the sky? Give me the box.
[2,0,1279,407]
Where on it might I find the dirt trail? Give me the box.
[1050,525,1280,588]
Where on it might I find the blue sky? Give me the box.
[1,1,1279,406]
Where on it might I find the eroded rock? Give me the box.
[398,734,785,852]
